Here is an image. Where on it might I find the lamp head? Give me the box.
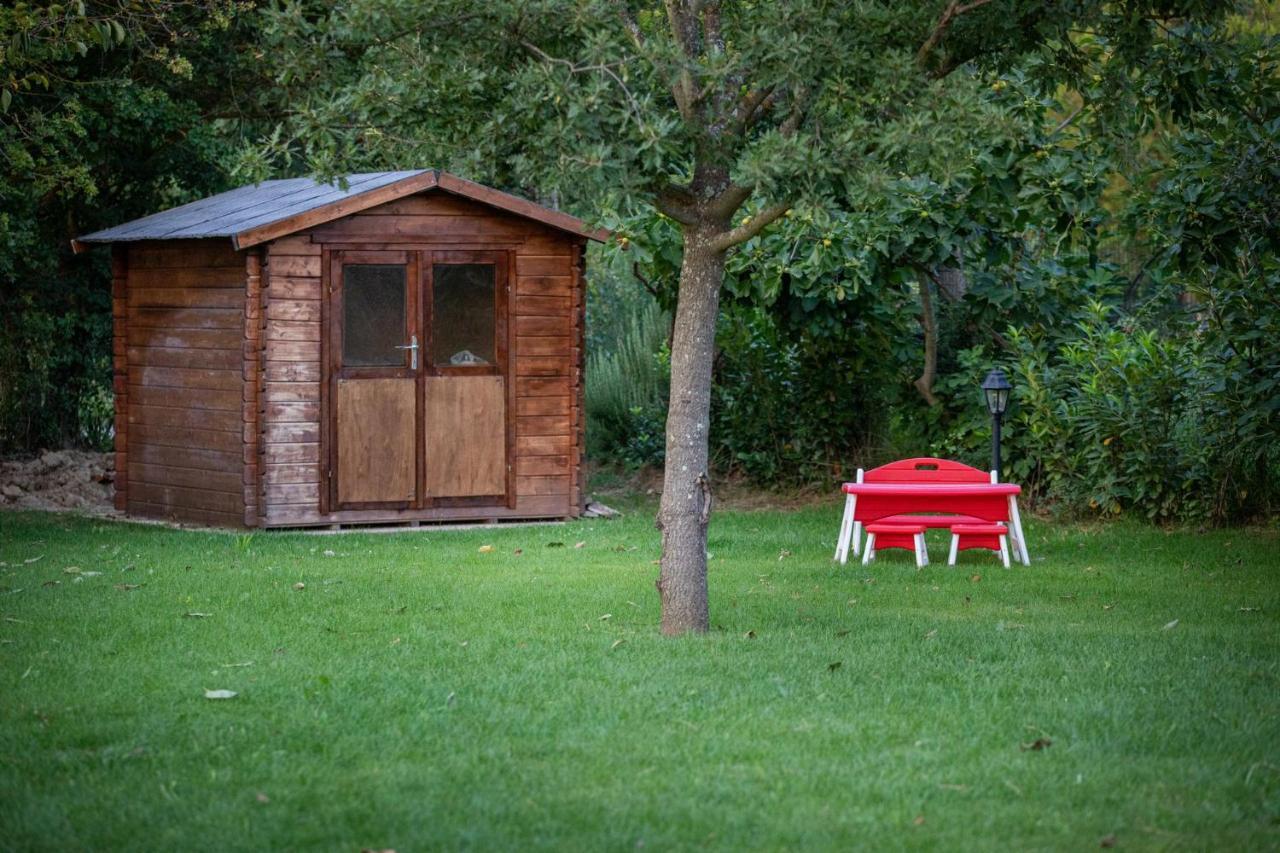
[981,369,1012,416]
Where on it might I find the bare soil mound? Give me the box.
[1,450,116,514]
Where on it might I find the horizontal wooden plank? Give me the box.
[516,316,571,337]
[516,295,571,316]
[517,434,572,455]
[516,356,570,377]
[128,500,246,528]
[516,395,571,416]
[516,256,572,276]
[520,235,576,256]
[267,235,321,256]
[516,475,571,497]
[129,287,244,309]
[127,346,241,370]
[266,300,321,322]
[517,415,572,436]
[265,339,320,362]
[267,277,322,300]
[130,307,242,330]
[130,482,243,514]
[130,443,241,472]
[366,194,492,216]
[262,463,321,485]
[268,255,322,278]
[264,401,320,423]
[132,365,242,391]
[515,336,571,357]
[516,276,574,297]
[310,215,532,242]
[128,241,243,270]
[263,382,321,402]
[261,494,573,528]
[128,463,242,494]
[126,326,241,350]
[264,362,321,382]
[517,455,570,476]
[132,424,242,453]
[517,377,571,397]
[128,385,242,411]
[263,483,320,504]
[264,422,320,444]
[129,404,240,432]
[266,319,321,342]
[262,443,321,464]
[128,268,242,289]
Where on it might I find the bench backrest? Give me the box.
[862,457,990,484]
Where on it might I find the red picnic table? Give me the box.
[834,478,1031,567]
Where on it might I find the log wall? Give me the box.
[122,239,247,526]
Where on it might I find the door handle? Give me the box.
[394,335,419,369]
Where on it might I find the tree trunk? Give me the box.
[656,226,725,635]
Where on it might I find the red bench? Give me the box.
[835,457,1008,564]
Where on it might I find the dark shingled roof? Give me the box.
[77,171,428,244]
[74,170,606,249]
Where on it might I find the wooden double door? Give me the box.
[325,248,512,512]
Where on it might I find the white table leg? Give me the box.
[834,493,854,563]
[862,533,876,565]
[999,534,1011,568]
[948,534,959,566]
[1007,496,1030,565]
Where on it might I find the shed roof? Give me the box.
[73,169,607,251]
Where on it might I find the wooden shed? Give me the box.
[74,170,605,528]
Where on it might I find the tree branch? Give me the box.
[520,40,644,123]
[655,184,701,225]
[916,0,994,74]
[710,202,791,252]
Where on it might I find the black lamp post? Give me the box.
[981,369,1012,478]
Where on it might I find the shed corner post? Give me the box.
[111,244,129,513]
[571,239,587,516]
[242,246,266,528]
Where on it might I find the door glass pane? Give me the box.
[343,264,407,367]
[432,264,496,366]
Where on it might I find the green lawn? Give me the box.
[1,506,1278,851]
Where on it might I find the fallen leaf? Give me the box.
[1100,834,1117,848]
[1238,606,1259,612]
[835,629,851,637]
[1162,619,1179,631]
[42,580,60,588]
[574,541,586,549]
[322,550,335,557]
[81,571,101,577]
[203,689,237,700]
[912,815,925,826]
[24,556,43,564]
[1103,604,1114,611]
[924,629,938,640]
[610,639,626,651]
[62,567,81,575]
[292,582,305,591]
[827,661,842,672]
[1020,737,1052,751]
[547,541,565,548]
[114,583,141,591]
[744,630,756,639]
[220,661,254,668]
[184,612,211,618]
[478,545,494,554]
[599,613,612,621]
[970,574,982,583]
[445,691,456,707]
[390,637,401,646]
[513,548,523,556]
[256,792,270,804]
[778,549,792,561]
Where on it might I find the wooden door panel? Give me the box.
[424,375,506,497]
[335,377,417,505]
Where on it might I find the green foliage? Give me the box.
[584,299,670,468]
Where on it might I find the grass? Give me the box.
[1,505,1278,851]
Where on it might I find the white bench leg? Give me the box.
[1007,496,1031,565]
[999,534,1011,568]
[914,532,927,568]
[834,493,854,563]
[948,533,959,566]
[862,533,876,566]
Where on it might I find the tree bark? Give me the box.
[656,226,725,635]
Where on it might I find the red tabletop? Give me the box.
[842,483,1021,496]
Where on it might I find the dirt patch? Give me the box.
[1,450,117,515]
[586,462,835,512]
